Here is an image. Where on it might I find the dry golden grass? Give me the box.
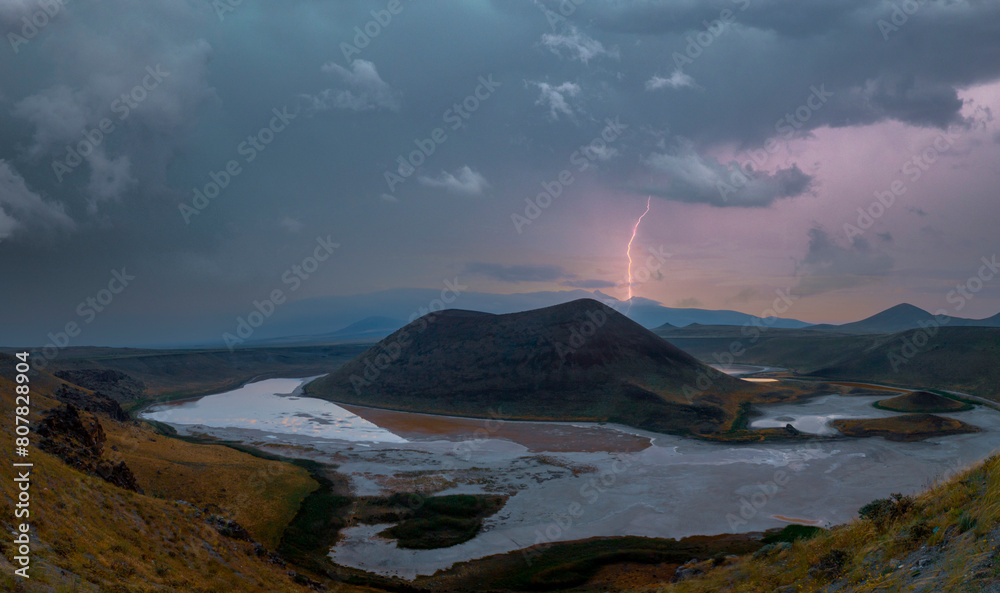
[0,371,383,592]
[831,413,979,441]
[650,455,1000,593]
[103,421,317,548]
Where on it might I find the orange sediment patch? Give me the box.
[338,404,652,453]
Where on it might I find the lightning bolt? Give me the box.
[625,196,652,312]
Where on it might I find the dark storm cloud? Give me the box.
[1,0,999,344]
[462,262,577,283]
[641,139,814,207]
[564,0,1000,144]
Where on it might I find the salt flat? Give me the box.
[141,378,1000,579]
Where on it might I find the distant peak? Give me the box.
[886,303,929,314]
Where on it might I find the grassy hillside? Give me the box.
[0,356,386,592]
[0,376,318,592]
[648,454,1000,592]
[103,422,317,548]
[656,326,1000,401]
[807,327,1000,400]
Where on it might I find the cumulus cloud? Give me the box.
[643,139,813,207]
[645,70,696,91]
[528,81,581,121]
[463,262,576,283]
[12,86,91,158]
[795,226,894,296]
[541,26,619,64]
[418,166,489,196]
[305,60,401,113]
[0,160,75,241]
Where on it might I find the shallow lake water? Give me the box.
[141,377,1000,579]
[140,378,407,443]
[750,393,908,435]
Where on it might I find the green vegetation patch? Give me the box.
[760,524,825,544]
[277,459,353,572]
[356,493,507,549]
[428,534,765,591]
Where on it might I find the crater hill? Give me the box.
[306,299,768,435]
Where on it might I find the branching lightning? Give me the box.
[625,196,652,311]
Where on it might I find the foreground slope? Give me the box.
[0,355,385,593]
[308,299,765,435]
[650,454,1000,592]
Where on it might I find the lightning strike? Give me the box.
[625,196,652,311]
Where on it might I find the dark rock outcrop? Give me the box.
[52,383,130,422]
[206,515,254,541]
[37,404,143,493]
[54,369,146,404]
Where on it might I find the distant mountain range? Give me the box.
[808,303,1000,334]
[240,289,813,347]
[242,289,1000,347]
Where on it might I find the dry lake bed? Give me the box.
[141,377,1000,579]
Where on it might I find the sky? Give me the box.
[1,0,1000,346]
